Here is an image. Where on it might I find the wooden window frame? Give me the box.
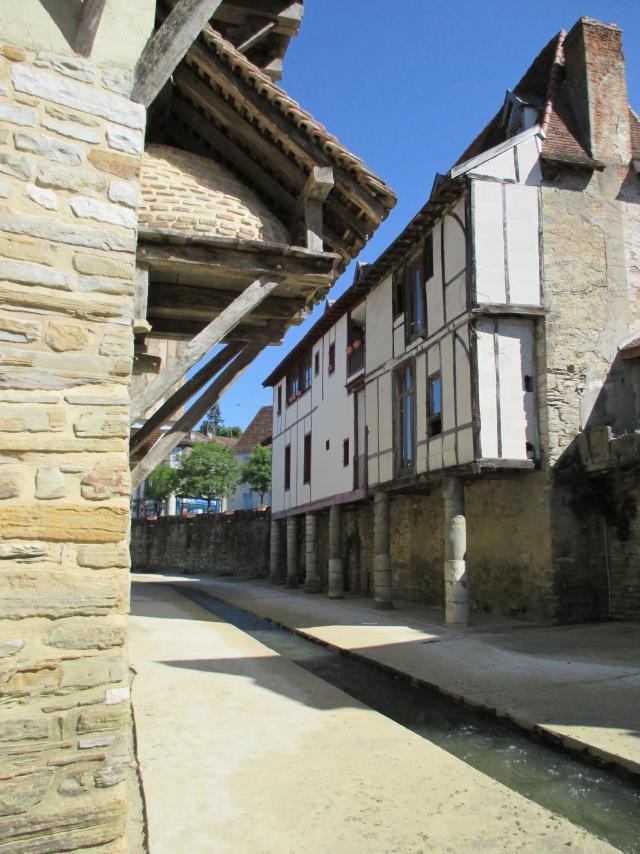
[328,342,336,374]
[404,250,426,343]
[314,351,320,376]
[394,360,416,475]
[424,232,434,282]
[343,438,350,468]
[286,352,313,406]
[276,384,282,416]
[303,432,312,485]
[427,371,443,438]
[284,444,291,491]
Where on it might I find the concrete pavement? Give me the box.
[132,573,640,777]
[129,577,618,853]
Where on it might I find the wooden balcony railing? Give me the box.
[347,342,365,376]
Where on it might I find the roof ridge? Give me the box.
[540,30,566,137]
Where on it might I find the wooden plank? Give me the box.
[148,282,306,320]
[171,98,295,211]
[130,276,280,423]
[75,0,108,56]
[133,263,151,335]
[132,0,224,107]
[130,342,263,488]
[187,40,387,223]
[234,17,277,52]
[130,342,243,455]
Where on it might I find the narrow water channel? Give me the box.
[173,584,640,853]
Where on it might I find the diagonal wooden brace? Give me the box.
[130,341,264,489]
[130,275,281,424]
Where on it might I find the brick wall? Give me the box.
[0,44,143,852]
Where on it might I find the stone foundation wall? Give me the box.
[0,43,145,852]
[131,512,272,578]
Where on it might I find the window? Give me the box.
[392,267,404,317]
[303,433,311,484]
[343,438,350,467]
[300,352,312,393]
[277,385,282,415]
[395,361,415,472]
[314,351,320,376]
[523,374,534,393]
[405,252,425,341]
[284,444,291,490]
[328,342,335,374]
[325,439,330,451]
[286,352,313,404]
[427,372,442,437]
[424,232,434,282]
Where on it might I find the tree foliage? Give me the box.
[242,444,272,503]
[145,464,177,512]
[175,441,240,510]
[199,402,243,439]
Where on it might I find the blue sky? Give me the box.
[209,0,640,430]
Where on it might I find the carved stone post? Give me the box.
[328,504,344,599]
[269,518,282,584]
[443,477,468,626]
[286,515,299,589]
[304,512,321,593]
[373,491,393,609]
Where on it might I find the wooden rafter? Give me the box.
[144,317,290,341]
[233,16,277,53]
[130,342,243,455]
[75,0,108,56]
[147,283,306,321]
[130,276,281,424]
[132,0,224,107]
[131,341,264,488]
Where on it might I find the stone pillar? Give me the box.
[286,515,299,588]
[373,491,393,608]
[269,518,283,584]
[304,511,321,593]
[443,477,468,626]
[328,504,344,599]
[167,493,177,516]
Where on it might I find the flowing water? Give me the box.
[173,584,640,852]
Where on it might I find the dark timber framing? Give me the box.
[74,0,108,56]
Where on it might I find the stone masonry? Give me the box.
[0,43,144,852]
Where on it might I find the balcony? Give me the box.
[347,340,365,377]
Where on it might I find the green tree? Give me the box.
[176,441,240,511]
[242,444,272,504]
[144,464,177,515]
[199,402,223,437]
[217,425,243,438]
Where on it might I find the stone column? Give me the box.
[373,491,393,608]
[286,515,299,588]
[443,477,469,626]
[269,518,282,584]
[304,512,321,593]
[167,493,177,516]
[328,504,344,599]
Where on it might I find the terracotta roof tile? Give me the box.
[235,406,273,453]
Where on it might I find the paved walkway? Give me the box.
[133,573,640,777]
[129,577,617,853]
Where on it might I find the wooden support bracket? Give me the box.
[292,166,334,252]
[75,0,108,57]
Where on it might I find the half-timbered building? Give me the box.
[265,16,640,626]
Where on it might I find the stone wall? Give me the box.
[131,511,272,578]
[0,41,146,852]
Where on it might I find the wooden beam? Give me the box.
[148,282,306,320]
[130,276,280,424]
[233,17,277,52]
[131,342,264,488]
[188,40,387,224]
[75,0,108,57]
[130,342,243,455]
[292,166,334,252]
[132,0,224,107]
[133,263,151,335]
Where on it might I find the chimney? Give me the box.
[563,17,631,166]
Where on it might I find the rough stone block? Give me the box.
[65,394,128,407]
[0,469,20,500]
[0,151,31,181]
[106,125,143,155]
[0,506,129,544]
[100,68,133,96]
[74,412,128,440]
[11,64,146,129]
[0,316,40,344]
[59,657,125,691]
[45,104,99,126]
[1,46,26,62]
[0,543,47,561]
[72,252,133,279]
[25,183,58,211]
[36,164,106,195]
[105,686,129,705]
[0,206,136,252]
[0,235,56,265]
[81,466,129,501]
[0,769,54,817]
[77,706,127,733]
[94,761,127,788]
[99,333,132,357]
[0,640,24,658]
[0,101,37,126]
[34,53,96,84]
[35,467,66,500]
[108,178,139,209]
[41,116,101,144]
[0,181,11,199]
[0,282,132,328]
[0,406,65,433]
[77,275,133,296]
[44,622,125,651]
[14,130,83,166]
[0,258,72,289]
[70,196,137,229]
[88,148,139,180]
[0,717,49,742]
[77,543,129,569]
[45,320,91,352]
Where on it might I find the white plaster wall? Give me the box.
[366,274,393,372]
[473,179,506,303]
[505,183,541,305]
[0,0,155,70]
